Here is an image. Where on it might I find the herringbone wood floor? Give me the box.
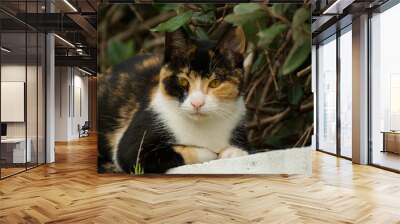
[1,135,400,224]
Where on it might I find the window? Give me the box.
[0,1,47,179]
[317,35,337,154]
[370,3,400,171]
[339,27,352,158]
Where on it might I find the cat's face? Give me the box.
[156,28,246,120]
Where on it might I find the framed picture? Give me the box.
[98,3,313,175]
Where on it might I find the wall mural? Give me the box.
[97,3,313,175]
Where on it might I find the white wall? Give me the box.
[55,67,69,141]
[54,67,89,141]
[1,65,26,139]
[0,65,40,138]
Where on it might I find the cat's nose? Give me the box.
[191,99,205,110]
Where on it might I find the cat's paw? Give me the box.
[194,147,218,163]
[174,146,217,164]
[218,147,248,159]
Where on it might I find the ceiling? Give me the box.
[0,0,98,73]
[311,0,391,43]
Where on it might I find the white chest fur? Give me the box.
[150,91,245,153]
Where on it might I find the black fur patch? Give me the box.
[162,75,187,103]
[117,109,185,173]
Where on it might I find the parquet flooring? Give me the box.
[1,135,400,223]
[1,167,26,178]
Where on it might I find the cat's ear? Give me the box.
[164,29,191,66]
[217,27,246,68]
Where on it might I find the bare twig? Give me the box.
[302,125,313,147]
[185,4,202,11]
[264,50,279,91]
[247,107,291,128]
[294,125,313,147]
[300,97,313,112]
[301,124,314,146]
[247,105,284,114]
[274,30,292,63]
[261,121,284,140]
[297,65,311,78]
[245,75,265,104]
[294,127,308,147]
[256,74,273,114]
[129,5,159,39]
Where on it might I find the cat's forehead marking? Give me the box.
[178,68,203,80]
[189,47,213,74]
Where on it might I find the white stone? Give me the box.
[167,147,312,176]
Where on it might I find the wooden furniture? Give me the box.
[382,131,400,154]
[0,138,31,164]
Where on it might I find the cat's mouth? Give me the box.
[188,111,208,118]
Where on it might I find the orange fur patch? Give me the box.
[209,82,239,99]
[158,67,175,99]
[173,146,199,164]
[134,56,161,72]
[159,66,173,79]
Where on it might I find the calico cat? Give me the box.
[98,27,250,174]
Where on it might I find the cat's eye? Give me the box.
[178,77,189,88]
[209,79,221,88]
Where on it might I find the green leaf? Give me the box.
[291,8,310,45]
[192,11,215,25]
[292,23,311,45]
[242,21,259,43]
[106,40,135,66]
[281,41,311,75]
[292,8,309,27]
[224,10,265,26]
[271,4,290,16]
[199,4,216,12]
[288,83,304,105]
[257,23,288,47]
[151,11,193,32]
[234,3,263,14]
